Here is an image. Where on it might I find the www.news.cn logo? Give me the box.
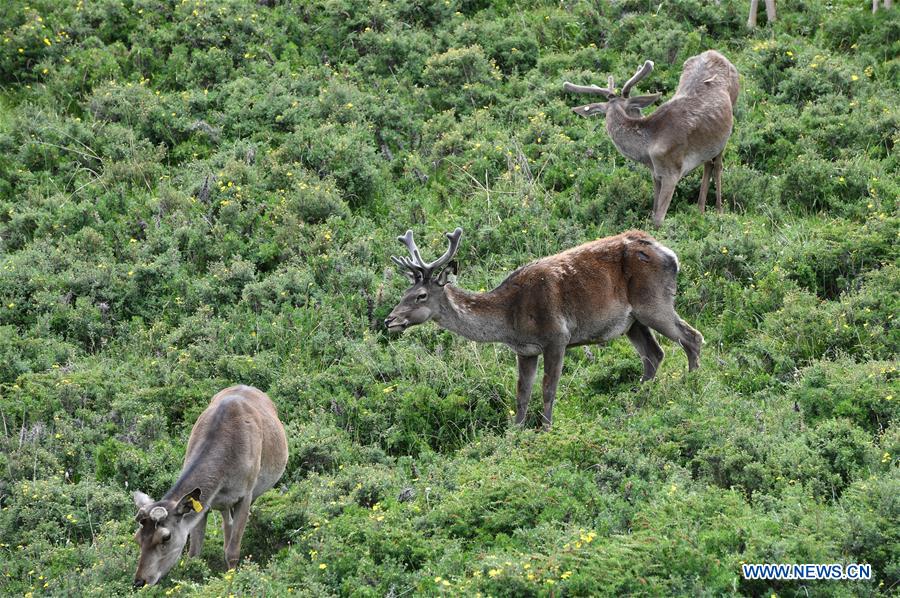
[742,563,872,581]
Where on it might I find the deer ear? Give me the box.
[436,261,458,286]
[571,102,608,117]
[134,491,154,510]
[627,93,661,110]
[175,488,203,516]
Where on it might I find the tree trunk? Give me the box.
[748,0,759,27]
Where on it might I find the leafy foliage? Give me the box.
[0,0,897,596]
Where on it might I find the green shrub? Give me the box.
[284,123,384,208]
[780,217,896,298]
[790,358,898,433]
[422,45,502,112]
[802,418,875,497]
[0,0,897,594]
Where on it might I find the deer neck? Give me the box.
[605,104,652,166]
[163,446,222,507]
[433,285,510,344]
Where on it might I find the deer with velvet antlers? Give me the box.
[384,227,703,429]
[564,50,739,226]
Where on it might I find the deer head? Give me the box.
[564,60,661,118]
[384,227,462,333]
[132,489,203,587]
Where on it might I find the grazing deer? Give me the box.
[384,228,703,429]
[131,385,288,587]
[564,50,739,226]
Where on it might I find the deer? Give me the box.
[384,227,703,430]
[131,385,288,588]
[564,50,740,226]
[747,0,776,27]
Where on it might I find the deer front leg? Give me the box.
[540,345,567,430]
[515,354,538,425]
[651,173,679,227]
[652,175,661,216]
[748,0,759,27]
[626,322,664,382]
[188,510,209,558]
[224,497,251,570]
[698,161,712,213]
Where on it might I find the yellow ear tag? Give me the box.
[189,497,203,513]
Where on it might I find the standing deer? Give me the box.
[564,50,739,226]
[131,385,288,587]
[384,227,702,429]
[748,0,777,27]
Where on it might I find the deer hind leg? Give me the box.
[188,510,209,558]
[698,161,713,214]
[651,172,679,227]
[713,152,724,213]
[540,345,567,430]
[515,354,538,426]
[626,322,665,381]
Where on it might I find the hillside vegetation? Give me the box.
[0,0,898,595]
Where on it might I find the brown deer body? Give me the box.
[565,50,739,226]
[131,385,288,587]
[385,228,703,429]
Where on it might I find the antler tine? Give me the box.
[563,81,615,97]
[422,227,463,274]
[391,255,425,279]
[393,228,463,280]
[607,75,615,93]
[390,255,410,269]
[397,230,427,268]
[621,60,654,98]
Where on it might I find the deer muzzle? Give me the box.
[384,316,408,332]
